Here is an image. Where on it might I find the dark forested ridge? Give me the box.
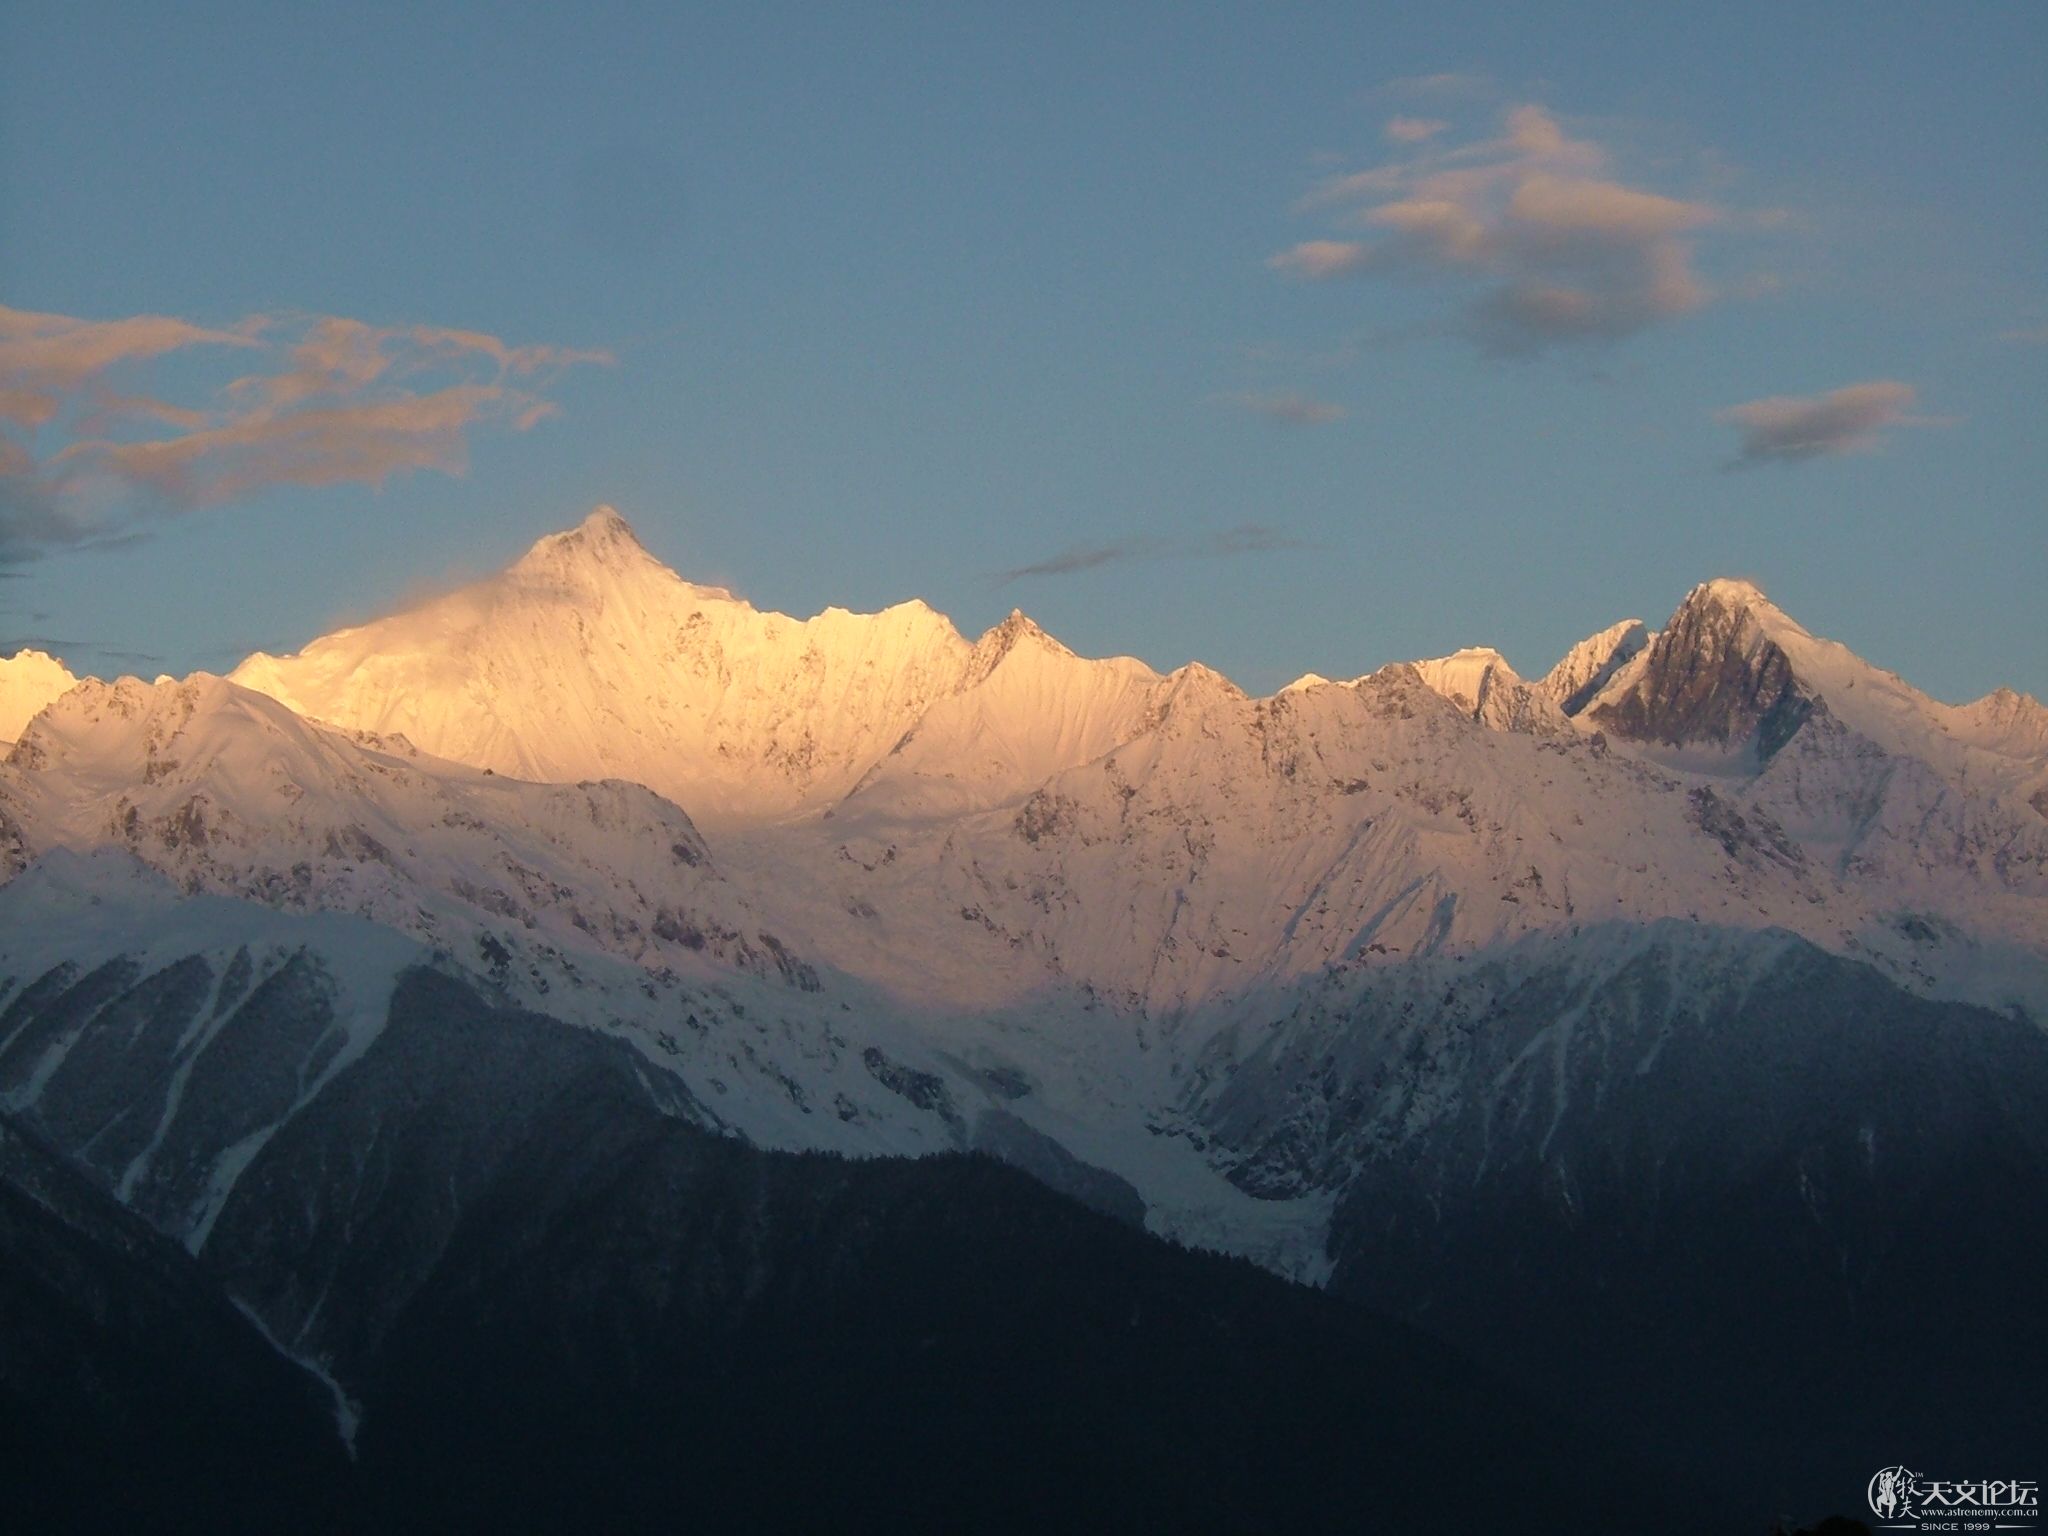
[0,1116,346,1535]
[0,970,1694,1535]
[3,954,2015,1533]
[1209,934,2048,1520]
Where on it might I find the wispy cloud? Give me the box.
[991,524,1310,585]
[1371,73,1492,103]
[0,303,611,561]
[1271,100,1762,356]
[1221,391,1346,425]
[0,308,261,399]
[1715,379,1944,465]
[1384,116,1448,145]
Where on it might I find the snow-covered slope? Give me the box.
[732,648,2046,1021]
[833,612,1165,821]
[1535,618,1647,715]
[1411,647,1567,734]
[0,649,78,745]
[1944,686,2048,762]
[0,671,806,995]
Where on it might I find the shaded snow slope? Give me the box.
[0,847,1335,1279]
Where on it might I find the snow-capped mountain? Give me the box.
[194,514,2034,1021]
[3,506,2043,1523]
[231,509,1013,829]
[8,507,2041,1081]
[729,625,2043,1030]
[229,508,1183,833]
[1585,577,2047,797]
[0,648,77,745]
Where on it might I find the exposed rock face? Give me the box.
[1587,580,1813,760]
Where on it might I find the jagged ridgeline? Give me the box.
[2,508,2042,1530]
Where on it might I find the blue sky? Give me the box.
[2,1,2043,700]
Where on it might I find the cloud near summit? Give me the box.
[1271,101,1759,355]
[0,304,610,560]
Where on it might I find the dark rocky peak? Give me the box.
[1586,580,1815,763]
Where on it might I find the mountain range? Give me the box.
[3,506,2042,1530]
